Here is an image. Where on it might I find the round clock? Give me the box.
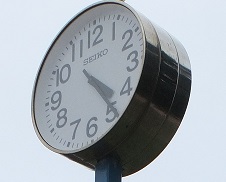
[32,0,191,176]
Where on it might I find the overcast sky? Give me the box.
[1,0,226,181]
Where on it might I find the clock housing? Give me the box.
[32,0,191,176]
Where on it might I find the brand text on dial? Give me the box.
[83,49,108,66]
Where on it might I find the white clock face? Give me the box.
[33,2,145,153]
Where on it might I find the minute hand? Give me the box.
[83,69,119,117]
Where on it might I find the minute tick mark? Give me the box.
[137,31,142,36]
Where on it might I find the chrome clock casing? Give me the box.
[32,0,191,176]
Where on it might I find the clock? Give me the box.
[32,0,191,176]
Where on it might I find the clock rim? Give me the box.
[31,0,147,154]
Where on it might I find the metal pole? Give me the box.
[95,157,122,182]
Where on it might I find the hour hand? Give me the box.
[83,69,119,117]
[82,69,114,99]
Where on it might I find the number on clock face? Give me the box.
[34,4,144,152]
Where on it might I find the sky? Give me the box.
[1,0,226,181]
